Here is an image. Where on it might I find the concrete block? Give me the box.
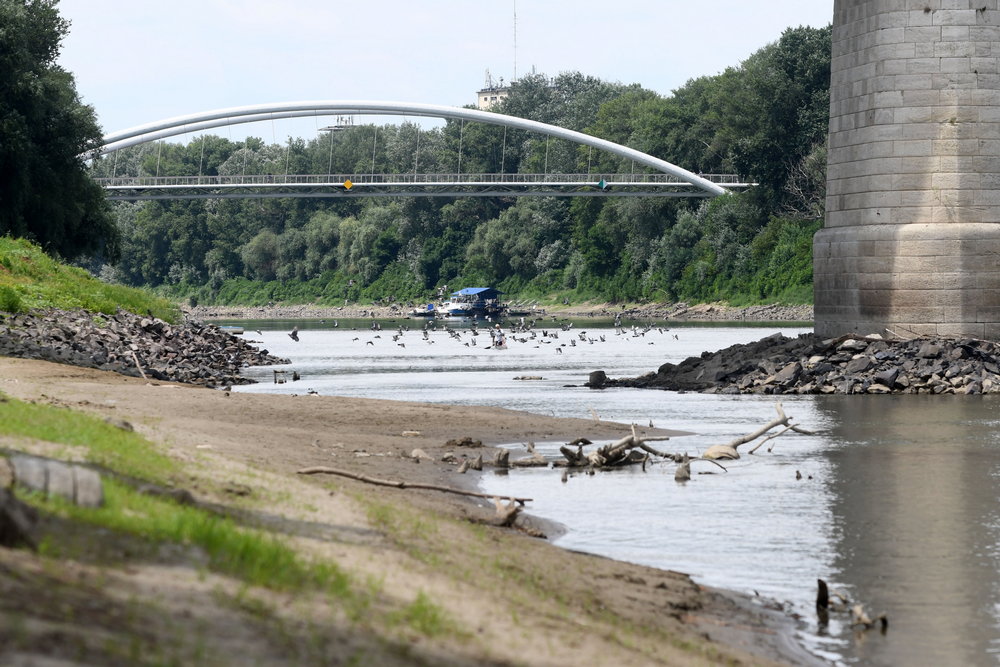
[940,57,973,73]
[893,139,933,156]
[904,27,943,43]
[937,322,986,337]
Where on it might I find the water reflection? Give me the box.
[817,396,1000,666]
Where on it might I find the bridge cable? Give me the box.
[112,147,119,178]
[413,124,420,177]
[544,135,549,175]
[500,125,507,175]
[457,119,464,176]
[155,141,162,177]
[199,135,205,179]
[327,126,335,176]
[242,137,249,183]
[370,126,377,177]
[284,136,290,176]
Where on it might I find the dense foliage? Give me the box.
[0,0,118,261]
[92,25,830,307]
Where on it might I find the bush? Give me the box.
[0,285,24,313]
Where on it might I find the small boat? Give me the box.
[218,325,244,335]
[409,303,438,318]
[439,287,505,320]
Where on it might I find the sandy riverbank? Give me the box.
[0,356,821,666]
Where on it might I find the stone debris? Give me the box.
[611,332,1000,395]
[0,308,288,387]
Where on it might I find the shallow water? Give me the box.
[231,318,1000,665]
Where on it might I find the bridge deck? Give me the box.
[97,173,752,200]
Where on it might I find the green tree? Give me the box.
[0,0,118,260]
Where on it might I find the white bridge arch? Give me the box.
[99,100,729,197]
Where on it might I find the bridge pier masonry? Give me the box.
[815,0,1000,339]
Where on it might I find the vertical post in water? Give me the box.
[815,0,1000,339]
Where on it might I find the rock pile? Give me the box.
[610,332,1000,395]
[0,309,288,387]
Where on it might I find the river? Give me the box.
[230,317,1000,666]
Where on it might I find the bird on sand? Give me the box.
[288,326,300,342]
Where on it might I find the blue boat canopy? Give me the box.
[450,287,502,299]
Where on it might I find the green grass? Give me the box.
[389,591,455,638]
[0,394,178,482]
[0,236,180,322]
[0,393,353,599]
[35,480,354,597]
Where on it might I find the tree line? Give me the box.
[2,0,830,308]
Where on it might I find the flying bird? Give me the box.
[288,326,299,342]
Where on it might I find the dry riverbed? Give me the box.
[0,356,820,666]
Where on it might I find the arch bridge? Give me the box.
[94,101,749,200]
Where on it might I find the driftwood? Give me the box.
[558,423,674,469]
[296,466,532,505]
[702,403,810,460]
[674,455,728,482]
[492,497,521,526]
[130,349,148,380]
[817,578,887,634]
[493,450,510,468]
[510,453,548,468]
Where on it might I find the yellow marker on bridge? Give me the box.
[343,179,353,190]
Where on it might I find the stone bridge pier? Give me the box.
[815,0,1000,339]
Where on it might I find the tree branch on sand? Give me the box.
[296,466,532,505]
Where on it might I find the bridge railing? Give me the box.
[94,173,748,187]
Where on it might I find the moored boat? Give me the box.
[439,287,505,320]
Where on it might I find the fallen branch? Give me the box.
[130,350,148,380]
[703,403,805,460]
[297,466,532,505]
[748,425,797,454]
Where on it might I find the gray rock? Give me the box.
[844,356,873,374]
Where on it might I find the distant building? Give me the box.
[476,70,511,109]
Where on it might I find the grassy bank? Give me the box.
[0,237,179,322]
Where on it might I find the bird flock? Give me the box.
[285,316,680,354]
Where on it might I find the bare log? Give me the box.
[493,449,510,468]
[297,466,532,504]
[703,403,796,460]
[510,453,548,468]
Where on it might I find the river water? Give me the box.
[230,317,1000,666]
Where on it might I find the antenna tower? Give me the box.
[513,0,517,82]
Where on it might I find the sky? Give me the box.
[57,0,833,144]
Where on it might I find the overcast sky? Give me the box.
[57,0,833,143]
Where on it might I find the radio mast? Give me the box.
[513,0,517,82]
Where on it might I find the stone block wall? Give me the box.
[815,0,1000,338]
